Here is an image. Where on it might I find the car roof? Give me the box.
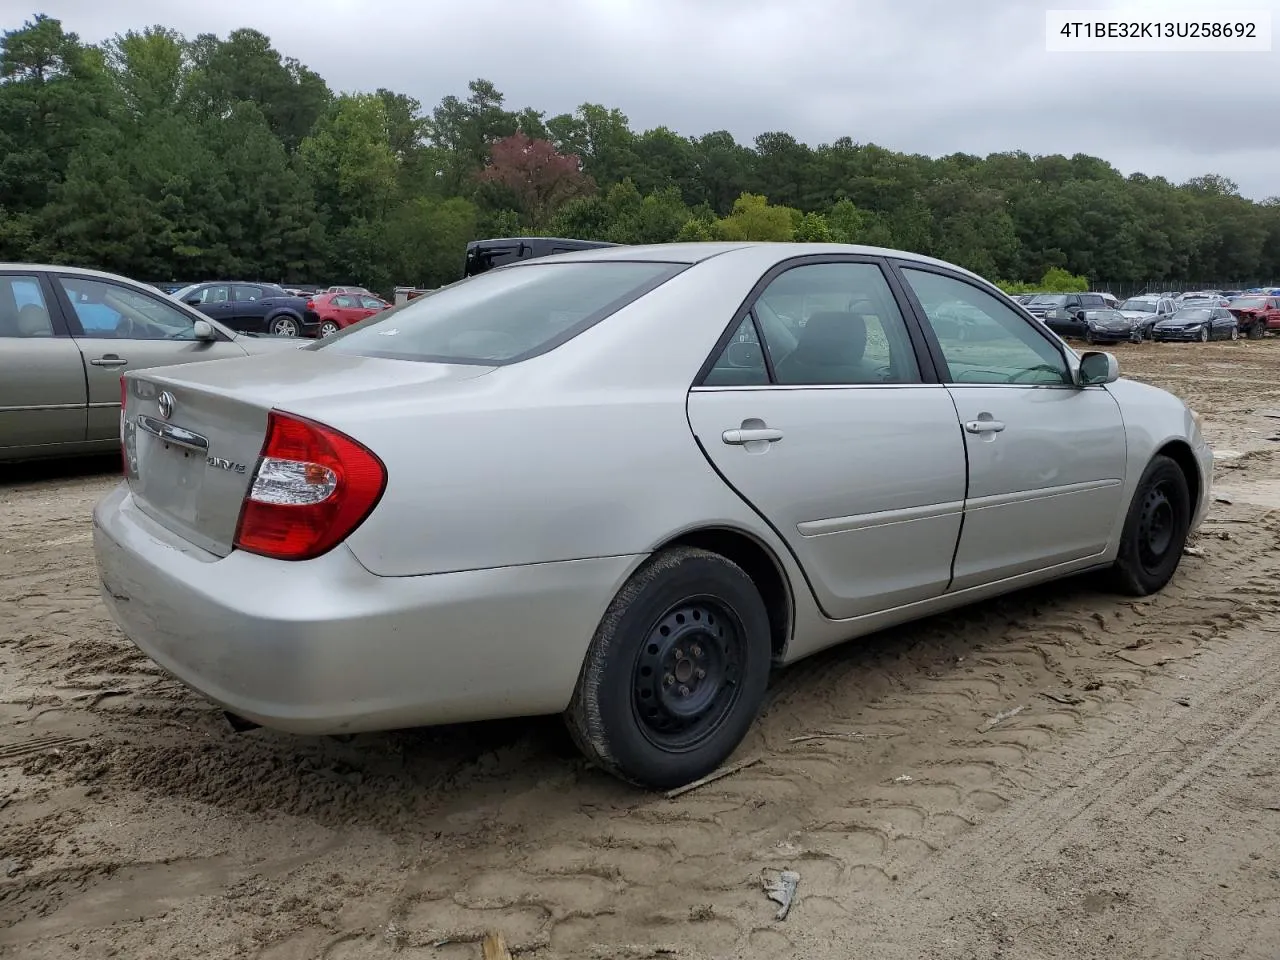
[520,241,995,279]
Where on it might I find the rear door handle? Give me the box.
[964,419,1005,434]
[90,356,128,367]
[723,428,783,444]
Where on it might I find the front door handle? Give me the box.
[964,419,1006,434]
[723,427,783,445]
[90,356,128,367]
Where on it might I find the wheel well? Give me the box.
[1156,440,1201,509]
[659,528,792,660]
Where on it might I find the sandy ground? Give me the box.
[3,339,1280,960]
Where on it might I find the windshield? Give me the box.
[1172,309,1211,320]
[171,284,199,300]
[1230,297,1266,308]
[1120,299,1158,311]
[1028,295,1068,306]
[315,261,686,364]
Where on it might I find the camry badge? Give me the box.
[157,391,175,420]
[205,456,247,474]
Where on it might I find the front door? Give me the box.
[687,259,968,621]
[895,265,1128,591]
[52,274,247,441]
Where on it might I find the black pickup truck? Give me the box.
[170,281,319,338]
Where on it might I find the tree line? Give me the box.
[2,13,1278,294]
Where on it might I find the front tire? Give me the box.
[1231,325,1240,341]
[1248,322,1264,340]
[566,547,772,789]
[1104,455,1192,597]
[1199,326,1210,343]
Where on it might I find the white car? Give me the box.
[92,242,1213,789]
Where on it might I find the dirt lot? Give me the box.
[4,339,1280,960]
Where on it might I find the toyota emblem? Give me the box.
[157,391,175,420]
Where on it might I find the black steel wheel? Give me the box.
[631,598,746,752]
[1105,454,1192,596]
[566,547,772,789]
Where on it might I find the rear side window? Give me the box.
[317,261,685,364]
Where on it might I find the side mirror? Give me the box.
[1077,350,1119,386]
[183,296,202,306]
[192,319,216,341]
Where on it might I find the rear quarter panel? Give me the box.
[321,249,807,580]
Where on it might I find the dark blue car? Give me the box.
[172,282,319,338]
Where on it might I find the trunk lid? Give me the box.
[123,351,495,556]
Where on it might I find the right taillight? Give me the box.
[233,410,386,561]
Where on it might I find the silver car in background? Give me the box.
[92,242,1212,789]
[1,265,301,461]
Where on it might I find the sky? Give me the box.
[19,0,1280,200]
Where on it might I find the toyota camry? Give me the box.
[92,242,1212,789]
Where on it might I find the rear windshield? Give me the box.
[315,261,685,364]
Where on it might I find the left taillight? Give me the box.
[233,410,386,561]
[119,376,128,472]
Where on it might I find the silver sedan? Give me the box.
[1,264,302,461]
[92,242,1212,789]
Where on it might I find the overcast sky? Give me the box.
[23,0,1280,200]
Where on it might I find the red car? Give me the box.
[1226,295,1280,338]
[308,292,389,336]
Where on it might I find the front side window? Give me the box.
[0,275,54,338]
[752,262,921,386]
[318,261,685,364]
[59,277,199,341]
[901,269,1071,386]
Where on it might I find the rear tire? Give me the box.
[320,320,340,337]
[270,314,300,337]
[1104,455,1192,597]
[565,547,772,790]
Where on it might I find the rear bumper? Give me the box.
[92,483,640,734]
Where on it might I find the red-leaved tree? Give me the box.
[476,133,595,228]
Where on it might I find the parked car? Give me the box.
[309,292,390,336]
[325,285,371,295]
[1226,295,1280,337]
[1025,292,1111,339]
[93,241,1211,790]
[1118,296,1177,339]
[172,282,319,338]
[0,265,301,462]
[1081,308,1140,344]
[1151,306,1240,342]
[463,237,621,278]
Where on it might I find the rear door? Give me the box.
[0,271,87,451]
[894,263,1127,591]
[687,256,968,621]
[231,284,270,330]
[52,274,248,441]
